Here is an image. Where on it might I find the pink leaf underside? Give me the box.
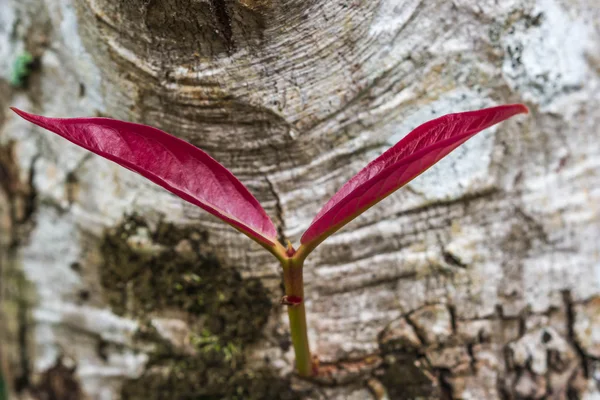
[11,108,278,246]
[301,104,528,245]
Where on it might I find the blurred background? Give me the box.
[1,0,599,399]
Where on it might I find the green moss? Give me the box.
[100,214,270,338]
[378,353,440,400]
[9,52,35,88]
[0,371,6,400]
[121,357,298,400]
[100,214,297,400]
[378,334,441,400]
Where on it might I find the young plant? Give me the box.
[10,103,528,377]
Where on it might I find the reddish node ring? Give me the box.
[281,295,303,306]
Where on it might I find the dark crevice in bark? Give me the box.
[567,387,580,400]
[0,144,38,243]
[436,233,468,270]
[210,0,234,51]
[497,375,511,400]
[404,314,429,347]
[0,143,18,204]
[438,368,454,400]
[14,276,30,394]
[442,249,468,269]
[264,175,286,244]
[448,304,457,334]
[495,304,505,319]
[518,307,529,338]
[494,304,522,324]
[499,341,515,400]
[5,242,29,395]
[466,342,477,373]
[562,290,590,378]
[0,140,38,396]
[21,154,39,225]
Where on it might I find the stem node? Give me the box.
[280,295,302,306]
[282,261,312,377]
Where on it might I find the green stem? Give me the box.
[282,259,312,377]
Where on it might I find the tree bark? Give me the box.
[1,0,600,399]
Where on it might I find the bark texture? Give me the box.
[1,0,599,399]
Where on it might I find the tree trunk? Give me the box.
[1,0,599,399]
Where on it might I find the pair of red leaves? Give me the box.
[11,104,527,260]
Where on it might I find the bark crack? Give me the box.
[264,175,286,244]
[438,368,454,400]
[404,313,429,346]
[448,304,457,334]
[210,0,233,51]
[14,271,30,393]
[562,290,590,378]
[514,207,550,246]
[0,143,38,395]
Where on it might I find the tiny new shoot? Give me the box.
[11,103,528,377]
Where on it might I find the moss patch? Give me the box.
[378,353,441,400]
[0,371,6,400]
[121,352,298,400]
[9,52,39,89]
[100,214,297,400]
[31,358,83,400]
[378,338,440,399]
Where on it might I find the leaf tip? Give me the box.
[514,103,529,115]
[9,107,33,122]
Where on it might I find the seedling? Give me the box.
[10,104,528,377]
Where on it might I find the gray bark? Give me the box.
[1,0,600,399]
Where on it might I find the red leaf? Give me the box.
[300,104,528,250]
[11,108,280,248]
